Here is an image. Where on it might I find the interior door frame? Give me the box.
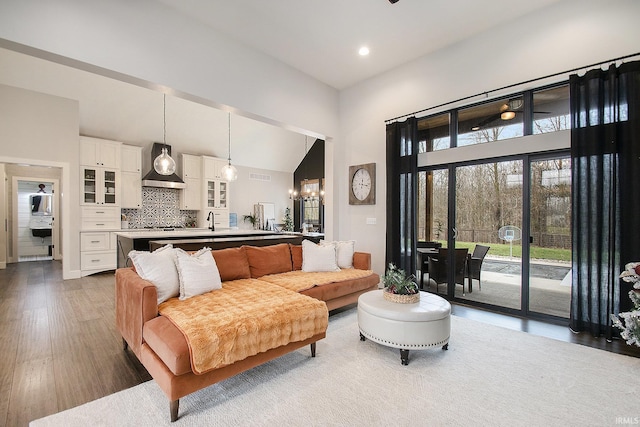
[11,176,61,263]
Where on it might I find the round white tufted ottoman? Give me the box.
[358,290,451,365]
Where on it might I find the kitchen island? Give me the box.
[115,229,315,268]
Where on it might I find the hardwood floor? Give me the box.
[0,260,149,427]
[1,260,638,426]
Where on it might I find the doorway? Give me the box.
[419,153,571,320]
[10,175,61,263]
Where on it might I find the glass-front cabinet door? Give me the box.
[218,181,227,209]
[206,180,228,209]
[82,167,97,204]
[81,166,119,206]
[103,170,117,205]
[206,180,216,208]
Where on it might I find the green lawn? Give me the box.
[433,241,571,262]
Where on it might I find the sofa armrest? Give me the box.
[353,252,371,270]
[115,267,159,361]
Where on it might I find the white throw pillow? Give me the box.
[128,244,179,304]
[321,240,355,269]
[302,239,340,272]
[175,247,222,300]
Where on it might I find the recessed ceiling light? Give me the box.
[358,46,370,56]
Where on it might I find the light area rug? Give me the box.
[31,308,639,427]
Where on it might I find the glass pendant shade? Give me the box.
[222,113,238,182]
[221,162,238,182]
[154,147,176,175]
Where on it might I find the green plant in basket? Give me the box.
[382,263,419,295]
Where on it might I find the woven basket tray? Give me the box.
[383,290,420,304]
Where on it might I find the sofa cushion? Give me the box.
[175,248,222,300]
[290,244,303,271]
[128,244,179,304]
[302,240,340,272]
[244,244,293,278]
[143,315,192,376]
[211,247,251,281]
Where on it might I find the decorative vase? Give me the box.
[383,289,420,304]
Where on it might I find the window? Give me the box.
[416,83,570,150]
[533,85,570,134]
[458,96,524,145]
[417,113,450,153]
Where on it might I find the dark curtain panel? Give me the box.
[570,61,640,337]
[386,118,418,276]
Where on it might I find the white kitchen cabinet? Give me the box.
[79,138,122,277]
[180,154,202,210]
[182,153,201,179]
[80,207,121,230]
[80,231,117,276]
[204,179,229,228]
[121,144,142,173]
[80,136,121,168]
[81,166,121,206]
[203,156,228,180]
[210,209,229,229]
[121,145,142,209]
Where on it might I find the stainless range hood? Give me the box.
[142,143,186,189]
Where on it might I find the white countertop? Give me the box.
[114,228,287,239]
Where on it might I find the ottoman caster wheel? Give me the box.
[400,349,409,365]
[442,343,449,351]
[359,332,366,341]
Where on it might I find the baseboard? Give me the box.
[64,269,82,280]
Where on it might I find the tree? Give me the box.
[282,207,293,232]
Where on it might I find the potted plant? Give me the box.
[243,213,258,229]
[381,263,420,303]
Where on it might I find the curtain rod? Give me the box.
[385,52,640,123]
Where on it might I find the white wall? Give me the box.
[228,165,293,230]
[338,0,640,274]
[0,0,339,140]
[0,84,79,278]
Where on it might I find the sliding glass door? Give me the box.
[419,154,571,319]
[528,156,571,317]
[455,160,523,309]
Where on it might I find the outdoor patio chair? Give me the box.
[467,244,490,292]
[418,241,442,289]
[427,247,469,295]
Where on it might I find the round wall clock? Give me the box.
[349,163,376,205]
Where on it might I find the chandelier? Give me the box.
[288,136,325,201]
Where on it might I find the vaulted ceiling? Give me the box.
[156,0,563,90]
[0,0,565,172]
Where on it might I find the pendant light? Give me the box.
[153,94,177,175]
[220,112,238,182]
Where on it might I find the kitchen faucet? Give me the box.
[207,211,215,231]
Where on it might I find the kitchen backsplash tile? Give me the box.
[121,187,197,229]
